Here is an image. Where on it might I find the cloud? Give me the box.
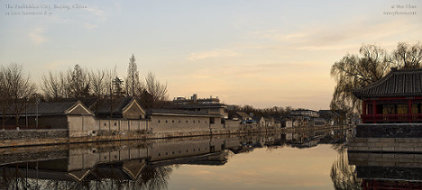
[28,28,47,45]
[85,7,105,18]
[84,23,98,30]
[254,18,420,51]
[188,49,240,61]
[84,7,106,22]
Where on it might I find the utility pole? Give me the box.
[36,95,39,129]
[25,97,28,129]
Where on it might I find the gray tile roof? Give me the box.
[147,109,220,117]
[353,68,422,99]
[1,100,79,116]
[90,97,133,116]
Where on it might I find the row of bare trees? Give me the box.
[0,64,36,127]
[330,42,422,114]
[40,54,168,107]
[0,55,168,127]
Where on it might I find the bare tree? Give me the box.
[112,77,125,97]
[1,64,36,127]
[145,72,168,106]
[330,42,422,113]
[0,69,7,128]
[126,54,143,97]
[104,66,118,98]
[89,69,106,98]
[67,64,91,98]
[392,42,422,69]
[41,72,68,100]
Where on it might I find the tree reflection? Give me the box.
[330,151,361,190]
[331,143,347,153]
[136,165,173,190]
[0,164,173,190]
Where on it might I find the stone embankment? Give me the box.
[0,125,351,148]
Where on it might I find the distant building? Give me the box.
[318,110,341,125]
[173,94,220,104]
[229,111,251,121]
[264,117,275,127]
[147,109,223,135]
[289,109,319,127]
[170,94,228,119]
[291,109,319,118]
[282,119,293,128]
[253,116,265,127]
[312,118,327,126]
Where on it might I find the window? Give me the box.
[193,120,196,123]
[210,118,215,124]
[186,120,188,123]
[198,120,200,123]
[166,120,168,123]
[158,120,160,123]
[172,120,174,123]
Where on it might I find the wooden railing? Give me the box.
[362,114,422,123]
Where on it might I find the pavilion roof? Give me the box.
[353,68,422,99]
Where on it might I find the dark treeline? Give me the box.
[226,104,294,118]
[0,55,168,126]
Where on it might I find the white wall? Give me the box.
[150,115,211,134]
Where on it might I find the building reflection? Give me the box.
[0,128,348,190]
[348,151,422,190]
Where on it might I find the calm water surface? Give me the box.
[0,128,418,190]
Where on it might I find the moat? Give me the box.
[1,128,420,190]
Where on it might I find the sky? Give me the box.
[0,0,421,110]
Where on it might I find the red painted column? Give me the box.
[362,100,367,123]
[372,100,377,123]
[409,99,413,122]
[362,101,367,116]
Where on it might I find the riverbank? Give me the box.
[0,125,353,148]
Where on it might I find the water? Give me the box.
[0,128,418,190]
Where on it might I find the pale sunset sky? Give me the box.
[0,0,421,110]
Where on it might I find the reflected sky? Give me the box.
[168,145,339,190]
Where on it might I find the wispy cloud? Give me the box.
[255,18,420,51]
[188,49,240,61]
[80,6,106,29]
[85,7,105,18]
[84,23,98,30]
[28,28,47,45]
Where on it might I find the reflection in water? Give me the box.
[330,151,361,190]
[138,166,173,190]
[0,162,173,190]
[348,151,422,190]
[0,128,391,190]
